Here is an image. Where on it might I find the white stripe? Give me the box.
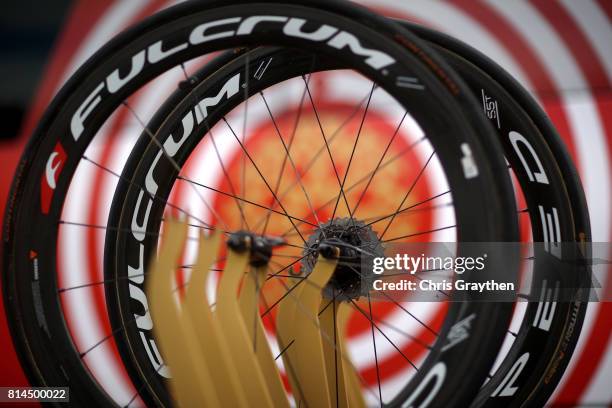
[561,0,612,83]
[56,1,153,405]
[57,0,151,91]
[357,0,530,88]
[485,0,610,238]
[487,1,611,403]
[582,336,612,403]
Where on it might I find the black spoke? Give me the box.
[333,289,340,408]
[380,291,439,337]
[250,88,377,232]
[261,74,311,235]
[361,193,451,226]
[331,82,376,224]
[58,220,207,241]
[379,151,436,240]
[382,225,457,243]
[350,296,419,372]
[279,141,426,239]
[273,277,382,405]
[177,176,317,229]
[274,339,295,361]
[375,318,433,350]
[241,51,251,229]
[125,362,167,408]
[179,63,250,230]
[260,90,325,236]
[267,255,311,280]
[252,267,260,352]
[223,117,308,244]
[260,274,307,318]
[352,111,408,217]
[339,264,435,349]
[82,155,211,229]
[79,275,193,363]
[367,294,383,405]
[412,274,451,298]
[302,75,353,223]
[122,100,227,230]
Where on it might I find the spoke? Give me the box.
[273,277,382,405]
[79,276,193,361]
[223,117,308,244]
[382,225,457,243]
[380,292,439,336]
[177,176,317,229]
[360,202,452,224]
[241,52,251,229]
[180,63,250,230]
[250,88,376,232]
[366,294,383,405]
[82,155,211,229]
[274,339,295,360]
[260,275,322,404]
[379,151,436,240]
[125,362,167,408]
[279,140,426,239]
[58,220,209,241]
[332,289,340,408]
[265,254,311,282]
[339,264,436,348]
[352,110,408,217]
[211,128,251,228]
[122,101,227,230]
[350,296,419,372]
[57,251,226,294]
[281,227,319,238]
[302,74,353,223]
[252,267,260,352]
[260,90,325,236]
[272,253,307,259]
[282,191,451,238]
[265,274,302,279]
[377,267,445,278]
[58,218,233,243]
[294,268,424,406]
[331,82,376,224]
[260,273,307,318]
[261,74,311,235]
[79,331,116,359]
[363,191,451,227]
[375,318,432,350]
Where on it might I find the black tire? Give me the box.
[103,20,590,408]
[407,23,590,408]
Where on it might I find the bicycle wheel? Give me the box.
[3,1,519,407]
[408,23,590,408]
[103,20,590,408]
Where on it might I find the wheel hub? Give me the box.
[302,217,384,300]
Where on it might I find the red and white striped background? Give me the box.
[0,1,609,406]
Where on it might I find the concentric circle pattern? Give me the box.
[0,1,610,406]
